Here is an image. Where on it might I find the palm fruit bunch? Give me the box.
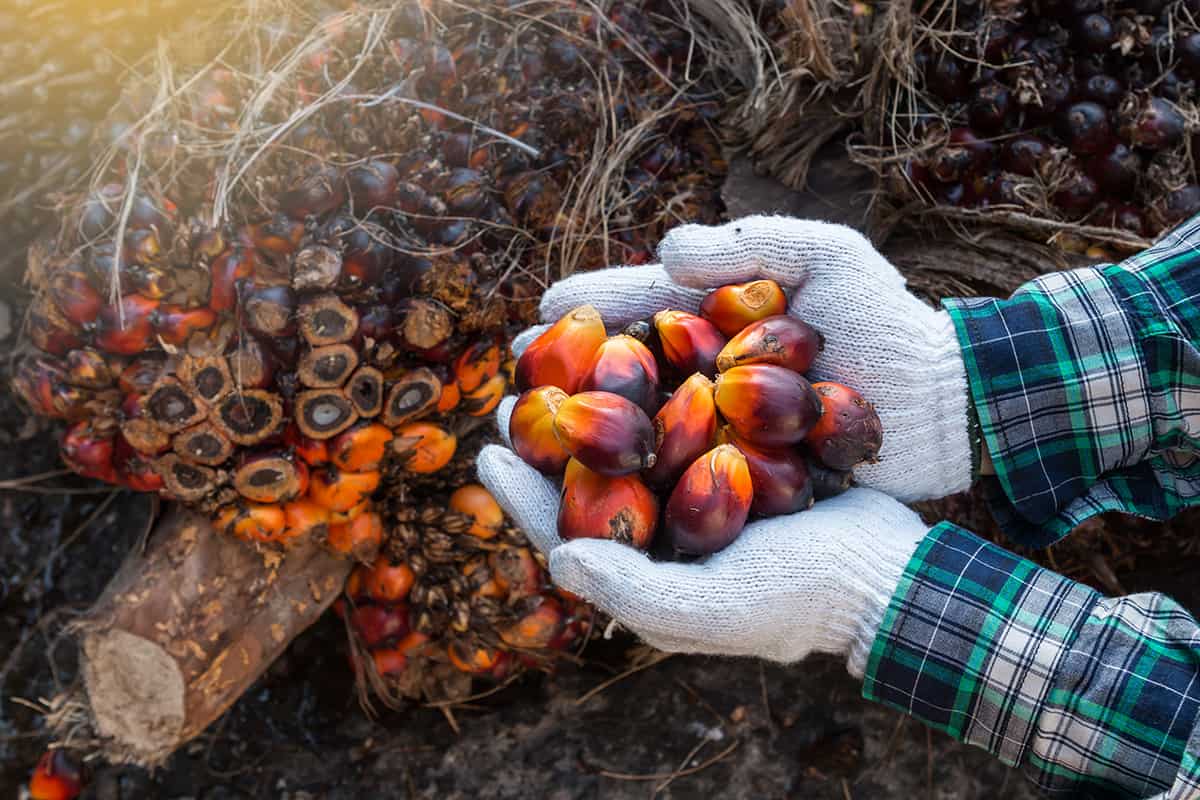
[509,280,883,556]
[883,0,1200,248]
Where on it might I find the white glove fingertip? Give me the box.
[495,395,517,448]
[538,265,706,326]
[510,324,550,360]
[476,445,562,556]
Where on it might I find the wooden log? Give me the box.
[60,507,352,766]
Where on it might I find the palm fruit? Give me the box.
[643,373,717,487]
[578,335,661,416]
[558,459,659,547]
[552,391,657,476]
[716,316,824,374]
[514,305,607,394]
[665,445,754,555]
[699,280,788,337]
[807,458,854,500]
[28,749,83,800]
[509,386,571,475]
[805,382,884,469]
[714,365,824,447]
[653,310,726,377]
[717,426,813,516]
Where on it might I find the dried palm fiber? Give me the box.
[22,0,732,764]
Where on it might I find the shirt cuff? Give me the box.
[862,522,1099,768]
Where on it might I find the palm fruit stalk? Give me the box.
[12,0,731,764]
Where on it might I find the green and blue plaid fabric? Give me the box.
[943,216,1200,547]
[864,523,1200,798]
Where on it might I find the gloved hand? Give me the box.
[515,215,974,503]
[477,444,929,677]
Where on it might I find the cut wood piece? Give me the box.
[56,508,351,766]
[146,377,208,433]
[381,367,441,427]
[212,389,284,446]
[298,294,358,346]
[345,366,384,417]
[173,421,235,466]
[295,389,358,439]
[297,343,359,388]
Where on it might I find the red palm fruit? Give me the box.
[331,422,394,472]
[448,641,502,674]
[114,437,165,492]
[558,459,658,548]
[13,358,71,419]
[119,355,165,395]
[244,213,304,256]
[715,315,823,374]
[29,749,83,800]
[233,450,308,503]
[282,498,331,539]
[124,394,172,456]
[352,604,410,648]
[717,426,813,516]
[27,301,83,356]
[509,386,571,475]
[653,309,726,377]
[279,164,345,220]
[216,503,289,544]
[450,484,505,540]
[152,304,216,346]
[552,391,656,476]
[309,467,380,512]
[807,458,854,500]
[347,159,400,215]
[326,511,384,562]
[501,596,565,649]
[61,421,117,484]
[454,340,502,393]
[714,365,823,447]
[208,247,254,313]
[489,546,542,597]
[365,557,416,603]
[64,348,114,389]
[48,266,103,327]
[391,422,457,474]
[461,373,506,417]
[95,294,158,355]
[805,382,883,469]
[699,280,787,337]
[372,631,430,675]
[644,373,717,487]
[665,445,754,555]
[285,424,330,465]
[514,304,607,393]
[578,334,660,415]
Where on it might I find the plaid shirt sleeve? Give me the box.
[942,215,1200,547]
[863,522,1200,799]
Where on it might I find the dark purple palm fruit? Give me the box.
[1056,101,1114,155]
[1074,53,1112,81]
[982,19,1020,61]
[1160,186,1200,226]
[1109,204,1148,237]
[1156,71,1195,103]
[1074,13,1116,53]
[989,174,1028,208]
[1020,68,1074,122]
[1180,32,1200,76]
[1054,170,1101,217]
[926,56,969,102]
[930,128,995,183]
[1087,143,1142,196]
[1081,74,1123,108]
[968,82,1012,133]
[1002,134,1051,177]
[1143,26,1173,70]
[1120,96,1186,151]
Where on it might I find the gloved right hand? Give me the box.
[518,215,974,503]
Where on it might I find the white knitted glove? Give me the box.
[521,215,973,503]
[476,442,929,677]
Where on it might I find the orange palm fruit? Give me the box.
[328,497,371,525]
[282,498,331,539]
[714,365,823,447]
[215,503,289,544]
[500,596,565,649]
[152,304,217,346]
[208,246,255,313]
[643,373,717,487]
[447,641,502,674]
[552,391,656,476]
[95,294,159,356]
[454,340,501,393]
[578,334,661,415]
[436,379,461,413]
[489,546,542,597]
[308,466,381,512]
[326,510,384,562]
[29,750,82,800]
[372,631,429,675]
[449,484,505,539]
[805,382,884,470]
[514,304,606,393]
[558,458,658,549]
[699,279,787,337]
[509,386,571,475]
[330,422,395,472]
[665,444,753,555]
[391,422,456,473]
[652,309,725,377]
[715,315,823,374]
[364,556,416,602]
[285,424,330,466]
[717,426,813,516]
[460,373,506,417]
[61,421,117,484]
